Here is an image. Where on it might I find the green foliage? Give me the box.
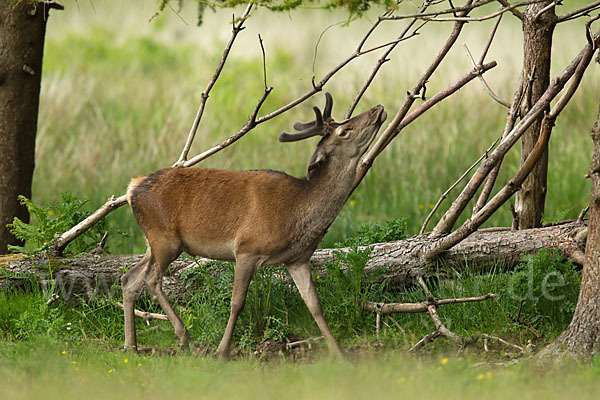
[335,217,407,247]
[6,193,110,255]
[316,247,381,337]
[503,249,581,333]
[156,0,399,26]
[13,300,66,341]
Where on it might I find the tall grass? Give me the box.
[34,0,600,253]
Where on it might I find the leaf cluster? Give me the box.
[317,247,383,336]
[504,249,581,332]
[6,193,108,256]
[158,0,398,26]
[335,217,408,247]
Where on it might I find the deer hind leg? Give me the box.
[143,241,190,350]
[121,249,152,352]
[216,254,262,361]
[286,261,344,358]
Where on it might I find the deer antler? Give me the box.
[278,93,333,142]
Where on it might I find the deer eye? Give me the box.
[337,128,351,138]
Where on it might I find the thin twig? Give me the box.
[578,206,590,222]
[181,86,273,168]
[354,1,475,187]
[251,17,417,126]
[473,75,527,214]
[557,0,600,23]
[360,60,497,186]
[420,137,500,234]
[479,13,503,65]
[384,0,544,22]
[533,0,558,22]
[174,3,253,167]
[479,334,525,352]
[382,0,525,20]
[409,331,441,352]
[497,0,525,19]
[362,293,497,315]
[346,1,433,118]
[431,29,599,239]
[387,316,406,335]
[286,336,324,350]
[116,302,169,326]
[258,34,268,92]
[463,44,510,108]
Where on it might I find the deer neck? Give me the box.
[298,157,358,245]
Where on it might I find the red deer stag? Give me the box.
[122,93,387,360]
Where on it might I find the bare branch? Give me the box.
[355,60,497,192]
[174,3,253,167]
[116,302,168,326]
[383,0,506,20]
[420,137,500,234]
[496,0,524,19]
[52,195,128,255]
[533,0,558,22]
[464,43,510,108]
[431,29,599,238]
[479,13,503,65]
[254,18,406,125]
[472,75,526,214]
[479,333,525,352]
[362,293,496,314]
[409,331,441,352]
[384,0,543,22]
[346,1,433,118]
[182,86,273,168]
[352,4,475,189]
[557,0,600,23]
[258,34,268,92]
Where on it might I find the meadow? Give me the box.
[2,1,600,398]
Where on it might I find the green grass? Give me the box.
[31,0,600,253]
[0,338,599,400]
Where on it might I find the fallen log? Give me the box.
[0,221,586,302]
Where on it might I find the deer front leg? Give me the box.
[286,261,344,359]
[216,254,260,361]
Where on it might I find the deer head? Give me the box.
[279,92,387,180]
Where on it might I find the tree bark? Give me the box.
[558,101,600,355]
[0,1,58,253]
[514,1,557,229]
[0,221,586,302]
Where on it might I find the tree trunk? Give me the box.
[514,1,556,229]
[558,102,600,355]
[0,221,586,302]
[0,1,57,254]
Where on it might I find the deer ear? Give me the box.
[307,150,328,180]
